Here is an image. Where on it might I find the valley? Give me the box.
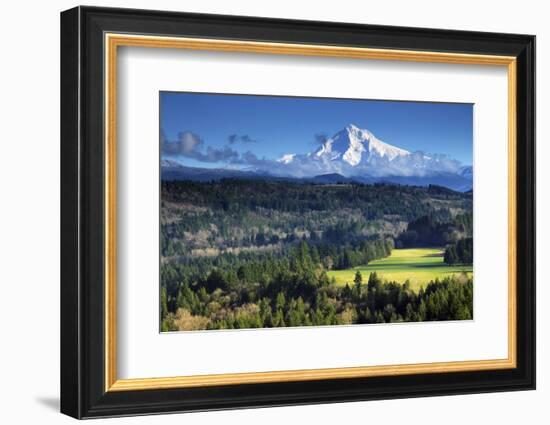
[328,248,473,291]
[160,178,474,331]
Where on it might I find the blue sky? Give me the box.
[160,91,473,167]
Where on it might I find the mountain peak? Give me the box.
[162,123,471,191]
[345,123,361,131]
[315,124,410,166]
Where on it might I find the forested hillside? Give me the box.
[161,179,473,331]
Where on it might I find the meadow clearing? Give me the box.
[327,247,473,291]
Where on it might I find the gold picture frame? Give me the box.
[104,33,517,392]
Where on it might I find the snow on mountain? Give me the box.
[162,124,472,191]
[273,124,465,179]
[314,124,410,166]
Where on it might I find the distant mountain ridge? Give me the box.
[162,124,473,191]
[161,160,261,181]
[161,163,472,192]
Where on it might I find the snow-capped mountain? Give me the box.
[271,124,472,190]
[313,124,410,165]
[162,124,473,191]
[276,124,465,174]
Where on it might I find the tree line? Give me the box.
[161,240,472,331]
[162,271,473,331]
[444,237,473,265]
[396,212,472,248]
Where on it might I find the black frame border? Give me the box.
[61,6,535,419]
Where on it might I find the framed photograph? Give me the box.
[60,6,535,419]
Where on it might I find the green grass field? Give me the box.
[327,248,473,291]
